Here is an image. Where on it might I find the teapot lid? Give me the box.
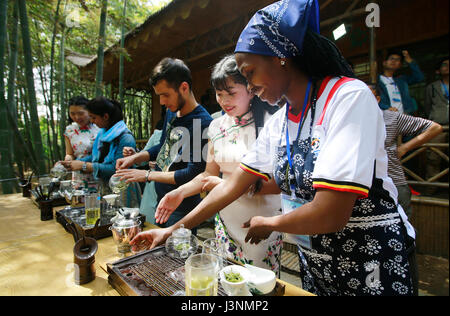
[113,213,140,229]
[172,224,191,238]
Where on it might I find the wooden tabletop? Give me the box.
[0,194,313,296]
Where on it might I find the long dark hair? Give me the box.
[86,97,124,130]
[292,29,355,110]
[67,96,89,124]
[211,55,278,138]
[293,30,355,82]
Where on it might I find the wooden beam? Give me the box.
[320,7,366,28]
[428,169,449,183]
[408,181,449,189]
[123,13,251,90]
[401,147,427,164]
[402,166,425,182]
[320,0,334,10]
[345,0,361,14]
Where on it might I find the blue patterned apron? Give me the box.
[274,80,415,296]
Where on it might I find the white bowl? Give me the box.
[244,264,276,295]
[219,265,251,296]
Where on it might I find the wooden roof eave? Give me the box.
[80,0,213,82]
[79,0,277,89]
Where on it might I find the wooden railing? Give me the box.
[402,126,449,191]
[135,126,449,192]
[410,195,449,258]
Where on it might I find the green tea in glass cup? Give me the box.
[85,192,101,226]
[185,253,219,296]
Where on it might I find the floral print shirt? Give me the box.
[64,122,100,159]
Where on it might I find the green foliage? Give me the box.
[1,0,170,189]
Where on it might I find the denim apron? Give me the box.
[274,79,414,296]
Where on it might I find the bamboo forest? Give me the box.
[0,0,171,194]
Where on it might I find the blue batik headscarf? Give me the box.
[234,0,320,58]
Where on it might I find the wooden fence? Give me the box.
[403,126,449,191]
[411,196,449,258]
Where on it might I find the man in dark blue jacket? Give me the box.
[378,50,424,115]
[115,58,213,230]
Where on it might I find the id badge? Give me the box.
[280,193,313,250]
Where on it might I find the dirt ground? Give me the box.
[417,254,449,296]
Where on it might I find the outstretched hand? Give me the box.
[129,228,171,252]
[155,190,184,224]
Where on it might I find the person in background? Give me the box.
[424,57,449,194]
[63,96,100,161]
[378,49,424,114]
[155,55,282,273]
[61,97,136,185]
[425,57,449,123]
[122,119,164,223]
[368,83,443,217]
[115,58,213,232]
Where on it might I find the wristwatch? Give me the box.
[146,170,152,183]
[82,162,87,172]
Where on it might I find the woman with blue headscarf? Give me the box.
[130,0,417,296]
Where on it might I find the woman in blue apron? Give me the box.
[233,0,417,296]
[130,0,417,296]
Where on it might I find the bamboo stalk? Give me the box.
[0,0,14,193]
[49,0,62,160]
[59,25,66,159]
[18,0,47,175]
[95,0,108,97]
[119,0,127,106]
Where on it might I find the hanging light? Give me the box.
[333,23,347,41]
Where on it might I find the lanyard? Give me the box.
[441,80,449,100]
[285,80,312,195]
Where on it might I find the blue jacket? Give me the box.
[377,61,424,114]
[80,120,136,182]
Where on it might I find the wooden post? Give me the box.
[369,22,377,84]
